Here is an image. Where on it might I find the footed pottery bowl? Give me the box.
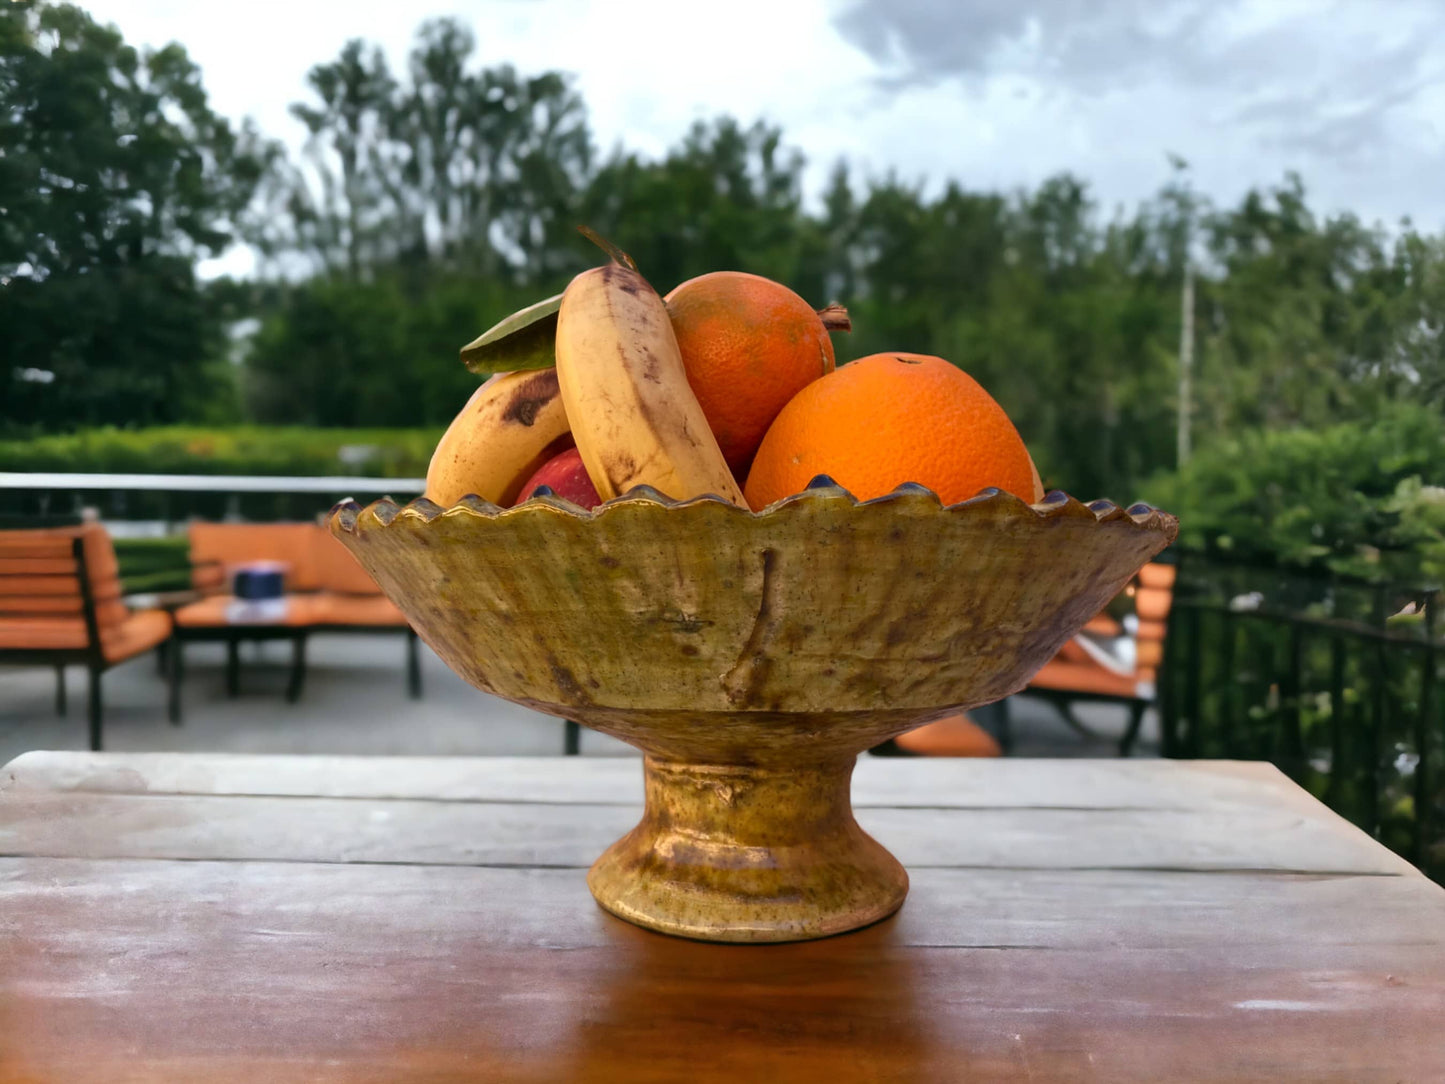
[329,483,1177,942]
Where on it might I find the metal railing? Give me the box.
[0,471,426,527]
[0,471,424,493]
[1160,559,1442,879]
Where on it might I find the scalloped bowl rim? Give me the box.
[329,480,1176,536]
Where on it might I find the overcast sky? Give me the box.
[82,0,1445,277]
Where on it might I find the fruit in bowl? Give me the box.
[665,270,846,476]
[337,234,1177,943]
[432,239,1043,514]
[745,351,1044,509]
[515,446,601,511]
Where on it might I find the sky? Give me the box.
[81,0,1445,278]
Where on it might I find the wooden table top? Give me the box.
[2,752,1442,1083]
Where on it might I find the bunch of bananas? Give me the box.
[426,247,748,511]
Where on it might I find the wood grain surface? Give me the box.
[2,753,1443,1083]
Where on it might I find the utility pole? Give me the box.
[1177,260,1194,467]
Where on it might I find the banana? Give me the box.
[555,262,749,508]
[424,369,572,507]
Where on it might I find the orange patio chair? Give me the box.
[892,712,1003,757]
[168,522,419,720]
[0,522,172,750]
[298,526,419,703]
[881,562,1176,758]
[1013,561,1177,756]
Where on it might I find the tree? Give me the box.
[580,118,810,292]
[1144,403,1445,584]
[0,1,271,432]
[261,19,592,283]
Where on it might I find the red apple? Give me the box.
[514,446,602,509]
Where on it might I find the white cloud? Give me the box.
[833,0,1445,226]
[81,0,1445,282]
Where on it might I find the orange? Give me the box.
[744,352,1044,509]
[665,271,836,475]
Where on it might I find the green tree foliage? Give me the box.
[255,19,589,283]
[1145,403,1445,585]
[231,18,1445,516]
[580,118,813,292]
[243,271,544,426]
[0,1,271,432]
[8,11,1444,584]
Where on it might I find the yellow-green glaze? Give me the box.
[329,483,1178,942]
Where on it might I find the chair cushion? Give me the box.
[1139,563,1177,589]
[0,524,117,582]
[0,594,125,619]
[187,523,321,593]
[0,523,127,649]
[894,713,1002,757]
[174,594,328,628]
[0,617,89,650]
[1055,639,1090,664]
[1082,613,1124,637]
[315,594,408,627]
[190,564,228,593]
[1028,658,1142,699]
[0,573,89,596]
[1136,585,1172,621]
[102,609,172,663]
[311,529,384,596]
[0,557,76,575]
[0,608,171,657]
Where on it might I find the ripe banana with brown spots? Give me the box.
[424,369,572,507]
[555,262,749,508]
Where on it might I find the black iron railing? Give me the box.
[1160,558,1442,879]
[0,471,424,525]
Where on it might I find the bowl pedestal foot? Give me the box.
[587,755,908,943]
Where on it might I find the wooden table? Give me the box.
[2,753,1442,1082]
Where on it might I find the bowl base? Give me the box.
[586,757,908,943]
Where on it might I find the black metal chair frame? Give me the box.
[0,536,169,752]
[991,688,1151,757]
[167,621,421,723]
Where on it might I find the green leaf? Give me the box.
[459,293,562,375]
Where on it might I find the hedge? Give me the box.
[0,426,445,479]
[113,537,193,594]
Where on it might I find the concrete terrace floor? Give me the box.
[0,634,1159,766]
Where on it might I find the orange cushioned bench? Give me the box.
[167,523,419,721]
[0,522,172,750]
[1018,561,1176,755]
[889,562,1176,758]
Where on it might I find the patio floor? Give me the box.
[0,634,1159,766]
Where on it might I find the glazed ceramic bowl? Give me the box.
[329,482,1177,942]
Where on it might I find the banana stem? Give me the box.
[576,225,638,271]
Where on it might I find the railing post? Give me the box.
[1326,635,1347,811]
[1252,628,1276,763]
[1159,600,1181,758]
[1367,586,1388,839]
[1183,605,1203,758]
[1219,615,1237,755]
[1280,622,1306,781]
[1415,591,1438,869]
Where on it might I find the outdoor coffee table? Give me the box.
[2,752,1442,1081]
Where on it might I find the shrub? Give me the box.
[0,426,444,478]
[1145,403,1445,585]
